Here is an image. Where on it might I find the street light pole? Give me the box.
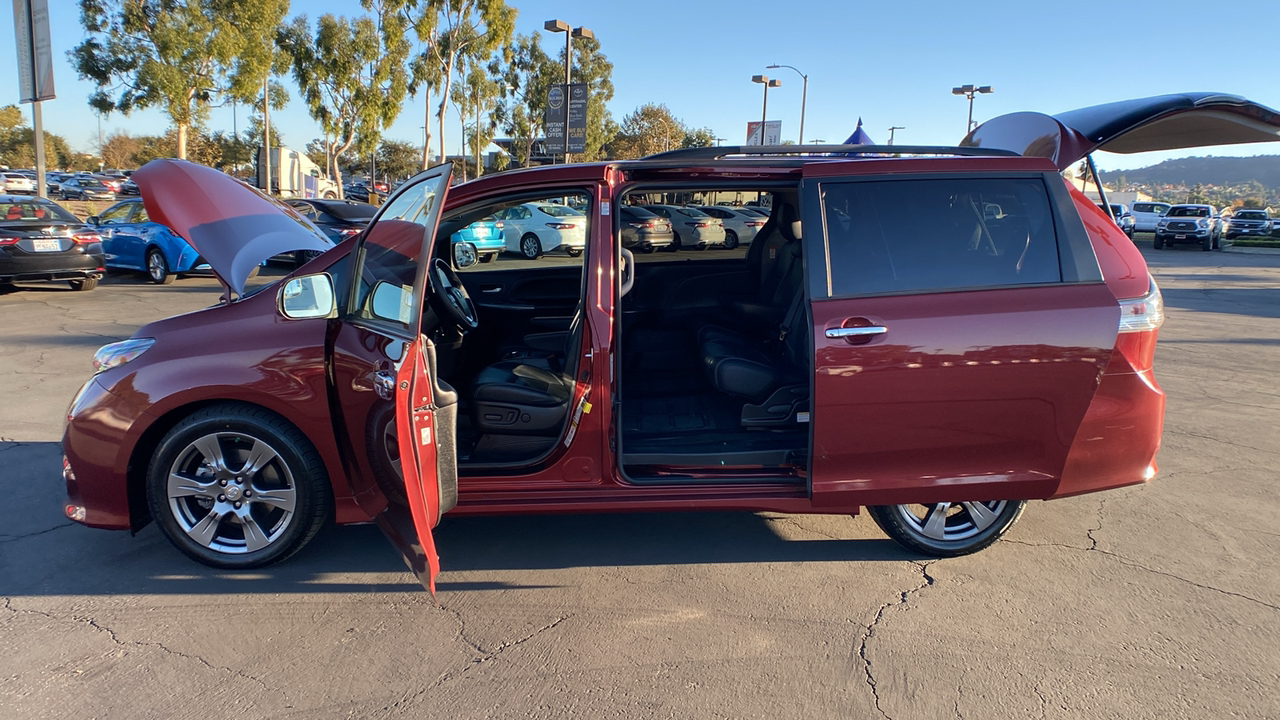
[887,126,905,145]
[751,75,781,145]
[544,20,594,164]
[766,64,807,145]
[951,84,993,134]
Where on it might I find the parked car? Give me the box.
[445,215,505,264]
[61,93,1280,593]
[0,195,104,291]
[1223,209,1271,239]
[688,205,767,249]
[642,204,726,250]
[1097,202,1135,238]
[89,198,213,284]
[118,178,140,196]
[1154,204,1222,250]
[1129,201,1171,233]
[2,172,35,195]
[59,177,117,201]
[619,205,674,252]
[495,201,588,258]
[285,198,375,245]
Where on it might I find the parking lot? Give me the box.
[2,241,1277,719]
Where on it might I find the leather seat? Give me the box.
[701,289,807,404]
[470,309,582,436]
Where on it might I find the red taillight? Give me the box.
[1117,279,1164,334]
[0,237,17,247]
[73,233,102,244]
[546,222,576,230]
[746,221,766,227]
[688,222,710,228]
[494,221,504,229]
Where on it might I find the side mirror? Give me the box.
[453,240,478,269]
[370,280,412,324]
[279,274,336,320]
[86,216,100,225]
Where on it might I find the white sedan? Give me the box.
[688,205,767,249]
[642,205,726,250]
[2,173,35,195]
[496,202,588,259]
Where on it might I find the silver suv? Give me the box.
[1155,204,1221,250]
[1224,209,1271,239]
[1130,201,1171,233]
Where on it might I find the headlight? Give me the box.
[1197,219,1208,228]
[93,338,155,373]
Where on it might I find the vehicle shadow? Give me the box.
[6,442,911,597]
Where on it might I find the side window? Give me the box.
[822,178,1061,297]
[289,202,317,219]
[134,206,150,223]
[98,203,135,225]
[442,191,591,273]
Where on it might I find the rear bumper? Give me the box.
[0,250,105,282]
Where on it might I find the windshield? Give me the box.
[1235,211,1267,220]
[538,205,582,217]
[1168,206,1209,217]
[1,201,80,223]
[674,207,709,218]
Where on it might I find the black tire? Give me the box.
[147,248,174,284]
[146,403,332,569]
[723,230,739,250]
[693,242,708,251]
[1153,235,1164,249]
[69,277,98,291]
[639,244,655,254]
[520,233,542,259]
[566,247,583,258]
[479,253,496,263]
[868,500,1027,557]
[1202,234,1213,251]
[671,231,682,251]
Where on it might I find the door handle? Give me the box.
[373,370,396,400]
[479,284,503,293]
[826,326,887,338]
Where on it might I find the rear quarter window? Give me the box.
[821,177,1062,297]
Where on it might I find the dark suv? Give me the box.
[62,92,1280,593]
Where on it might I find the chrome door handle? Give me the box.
[826,326,887,338]
[373,370,396,400]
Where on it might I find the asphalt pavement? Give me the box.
[1,243,1277,719]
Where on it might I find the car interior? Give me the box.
[424,183,811,485]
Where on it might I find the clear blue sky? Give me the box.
[4,0,1279,172]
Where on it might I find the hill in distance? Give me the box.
[1100,155,1280,189]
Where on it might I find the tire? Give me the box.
[639,244,655,254]
[147,248,174,284]
[294,249,323,269]
[69,277,98,291]
[869,500,1027,557]
[479,253,495,263]
[670,231,683,251]
[322,191,336,200]
[1202,234,1213,251]
[520,233,542,259]
[694,242,708,251]
[566,247,583,258]
[1153,235,1164,249]
[146,403,332,569]
[723,230,739,250]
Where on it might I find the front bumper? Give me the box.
[63,376,151,530]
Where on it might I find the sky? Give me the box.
[4,0,1280,173]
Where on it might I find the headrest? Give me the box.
[778,202,802,241]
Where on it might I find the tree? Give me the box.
[608,104,689,160]
[280,0,411,196]
[71,0,289,159]
[1187,183,1208,204]
[99,131,141,169]
[1240,196,1267,209]
[377,139,422,181]
[498,33,558,167]
[409,0,515,169]
[452,53,505,178]
[561,34,615,161]
[683,127,716,149]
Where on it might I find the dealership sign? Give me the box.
[12,0,55,103]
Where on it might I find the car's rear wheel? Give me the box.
[147,248,174,284]
[479,253,496,263]
[520,233,542,259]
[69,277,98,291]
[723,230,739,250]
[868,500,1026,557]
[566,247,583,257]
[146,404,332,568]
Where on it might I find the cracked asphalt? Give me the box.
[2,247,1278,719]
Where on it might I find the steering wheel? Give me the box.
[428,257,479,331]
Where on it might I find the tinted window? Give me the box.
[674,207,709,218]
[321,201,377,220]
[1,200,79,223]
[1132,203,1168,213]
[620,206,659,221]
[1168,206,1208,217]
[538,204,581,217]
[1235,211,1267,220]
[822,178,1061,297]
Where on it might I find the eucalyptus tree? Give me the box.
[280,0,412,193]
[498,33,557,167]
[409,0,516,169]
[71,0,289,159]
[451,54,506,178]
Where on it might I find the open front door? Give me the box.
[327,164,454,594]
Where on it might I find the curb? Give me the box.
[1221,245,1280,255]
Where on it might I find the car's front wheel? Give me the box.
[146,404,332,568]
[723,230,739,250]
[868,500,1026,557]
[1153,235,1164,249]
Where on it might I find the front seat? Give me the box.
[469,310,583,439]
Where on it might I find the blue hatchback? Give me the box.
[91,199,210,284]
[451,216,505,263]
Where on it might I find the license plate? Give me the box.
[32,238,61,252]
[1174,234,1186,239]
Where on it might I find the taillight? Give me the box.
[494,221,504,229]
[688,222,710,228]
[746,221,766,227]
[339,228,362,238]
[72,233,102,244]
[546,223,576,230]
[0,236,17,247]
[1118,278,1164,334]
[627,222,654,229]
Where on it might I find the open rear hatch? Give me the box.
[961,92,1280,170]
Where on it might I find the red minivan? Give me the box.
[62,93,1280,592]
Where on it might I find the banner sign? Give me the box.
[745,120,782,146]
[13,0,55,103]
[545,83,588,154]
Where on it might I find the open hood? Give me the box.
[133,159,332,298]
[961,92,1280,170]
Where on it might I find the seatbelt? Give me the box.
[777,288,805,343]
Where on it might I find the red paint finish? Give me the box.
[809,283,1120,507]
[1069,181,1151,300]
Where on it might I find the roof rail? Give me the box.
[641,144,1021,161]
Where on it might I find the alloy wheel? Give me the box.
[890,501,1008,543]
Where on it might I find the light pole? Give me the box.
[952,84,993,134]
[751,75,781,145]
[887,126,905,145]
[714,137,726,146]
[544,20,593,164]
[766,64,807,145]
